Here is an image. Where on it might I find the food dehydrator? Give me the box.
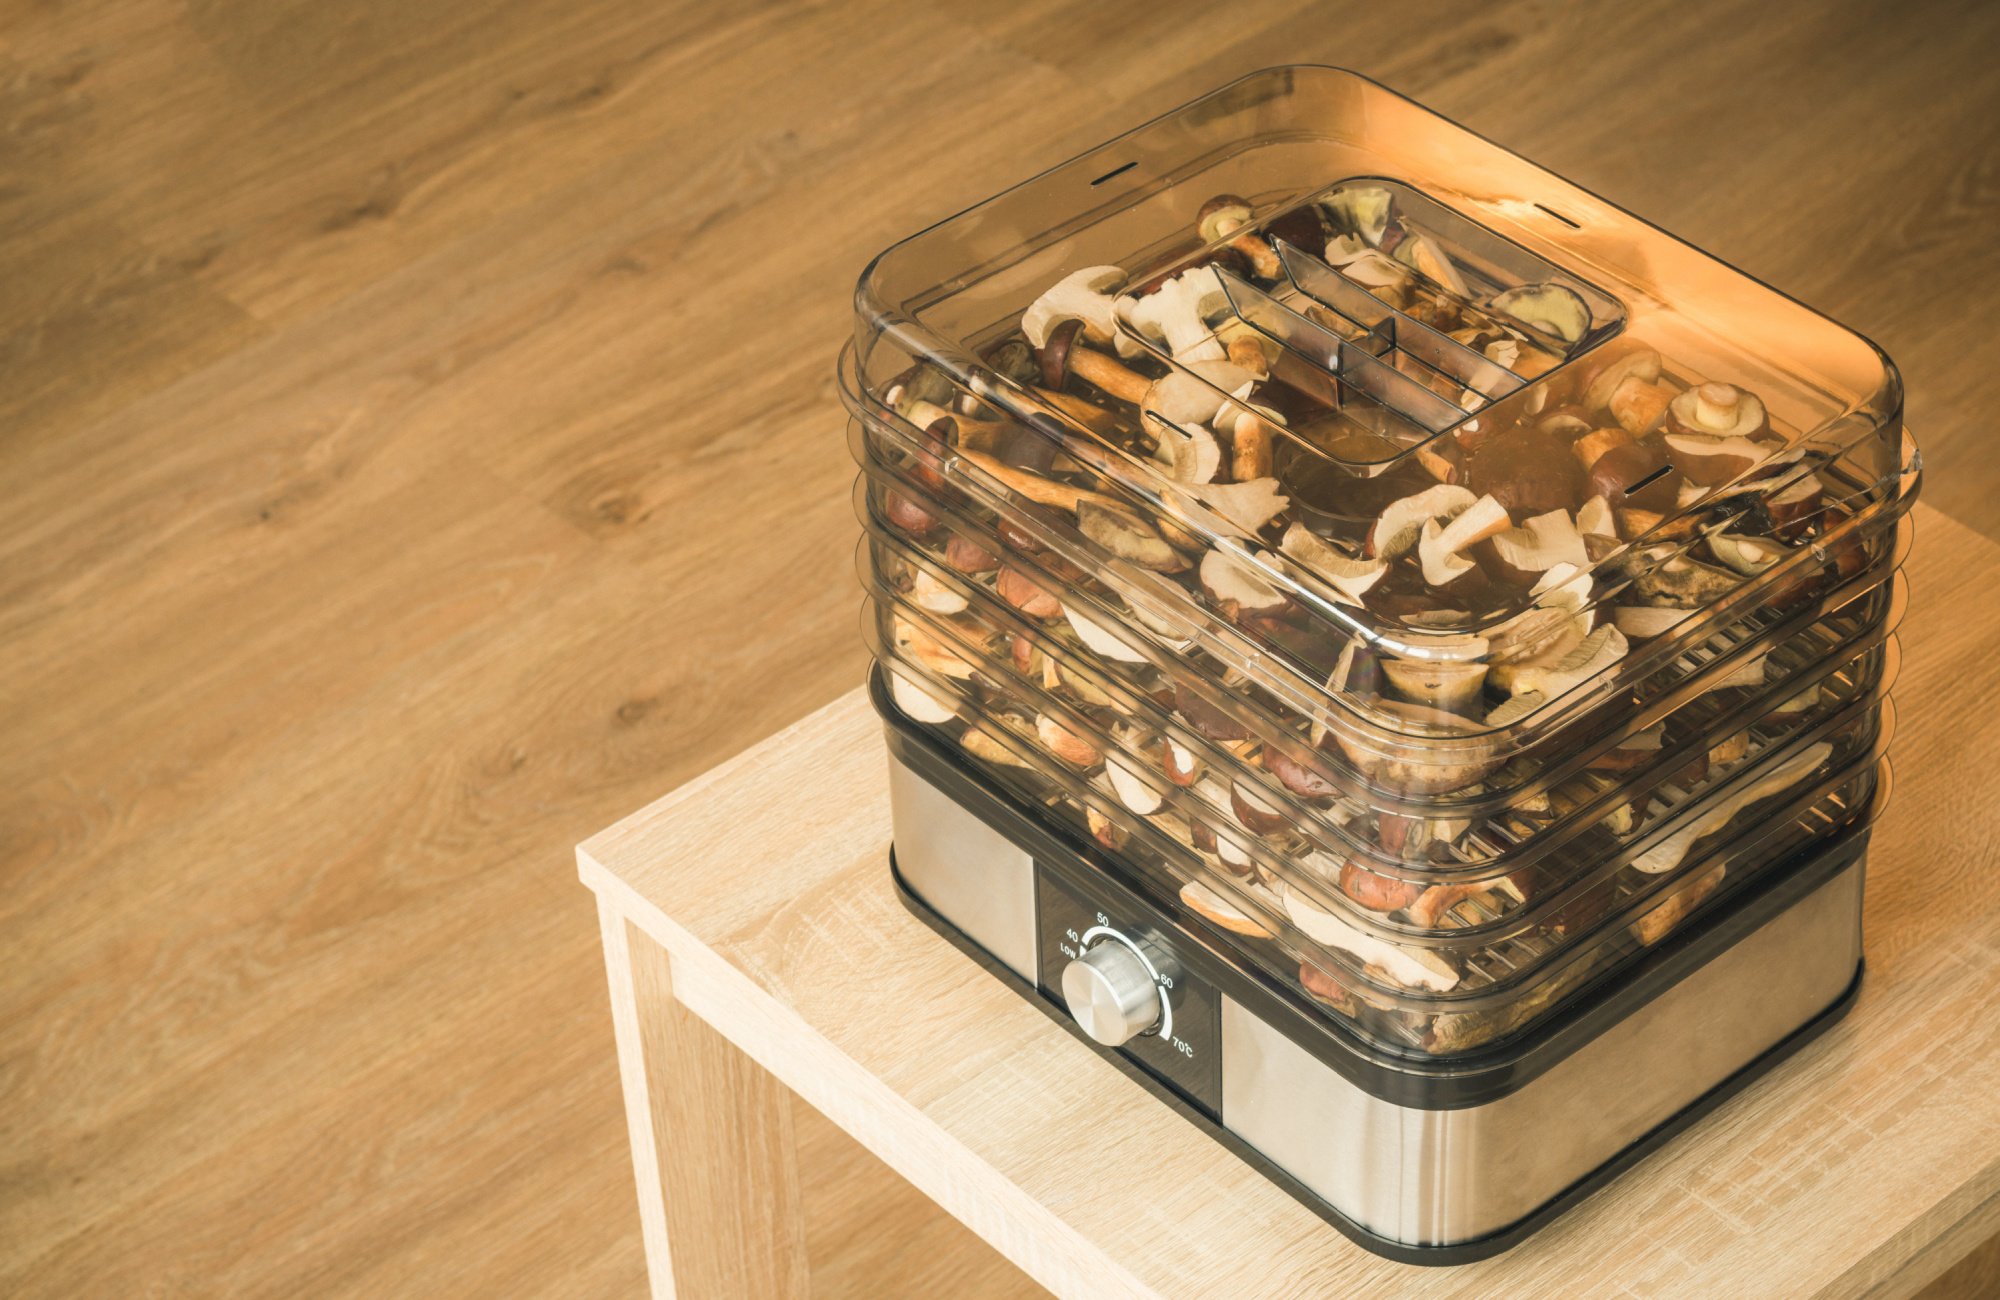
[840,66,1915,1262]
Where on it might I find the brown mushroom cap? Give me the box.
[1196,194,1255,243]
[1466,427,1582,517]
[1586,438,1682,511]
[1263,743,1342,802]
[1340,859,1425,912]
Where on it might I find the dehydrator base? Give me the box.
[894,854,1862,1266]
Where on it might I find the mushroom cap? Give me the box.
[1196,193,1255,242]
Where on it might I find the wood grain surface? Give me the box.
[581,503,2000,1300]
[2,0,1995,1295]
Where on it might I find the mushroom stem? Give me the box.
[1067,346,1153,405]
[1221,228,1280,277]
[956,448,1119,512]
[1226,335,1270,378]
[1693,382,1740,430]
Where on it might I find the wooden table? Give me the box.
[578,502,2000,1300]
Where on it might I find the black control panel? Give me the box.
[1035,862,1222,1117]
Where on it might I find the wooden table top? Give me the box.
[581,500,2000,1300]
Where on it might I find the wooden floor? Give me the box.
[3,2,1996,1296]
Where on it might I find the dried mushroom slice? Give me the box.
[1061,601,1152,664]
[889,668,958,725]
[1180,878,1275,937]
[1282,881,1459,992]
[1490,283,1591,348]
[1629,741,1832,874]
[1075,501,1190,573]
[1279,522,1387,600]
[1022,266,1129,351]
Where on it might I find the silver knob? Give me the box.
[1062,936,1162,1047]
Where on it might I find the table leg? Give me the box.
[597,894,811,1300]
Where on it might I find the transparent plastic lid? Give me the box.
[847,66,1913,753]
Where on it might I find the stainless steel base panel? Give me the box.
[1219,863,1860,1244]
[887,754,1865,1251]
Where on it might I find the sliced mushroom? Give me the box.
[1084,806,1127,852]
[1076,501,1189,573]
[1106,751,1166,815]
[1140,360,1256,432]
[883,489,939,536]
[1406,883,1488,929]
[1490,283,1591,347]
[1381,657,1489,715]
[1180,879,1273,936]
[1613,605,1696,639]
[1487,602,1583,665]
[1396,232,1471,297]
[1708,532,1790,575]
[1765,473,1826,540]
[912,568,968,615]
[1713,647,1771,690]
[1163,734,1203,786]
[962,724,1034,769]
[1282,883,1459,991]
[1629,741,1831,874]
[1279,522,1388,599]
[996,566,1063,619]
[1182,477,1291,535]
[945,533,1002,574]
[1321,186,1397,248]
[1022,265,1130,350]
[1036,714,1101,767]
[1576,494,1616,540]
[1199,548,1288,618]
[1061,601,1152,664]
[1488,508,1589,580]
[1625,552,1739,606]
[1118,265,1230,362]
[1630,864,1726,945]
[1434,493,1512,554]
[895,617,980,679]
[1169,422,1227,484]
[1230,780,1292,836]
[889,668,958,724]
[1368,484,1479,558]
[1340,858,1425,912]
[1665,433,1774,486]
[1764,681,1823,724]
[1263,743,1342,802]
[1512,624,1628,698]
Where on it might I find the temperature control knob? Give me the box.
[1062,935,1163,1047]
